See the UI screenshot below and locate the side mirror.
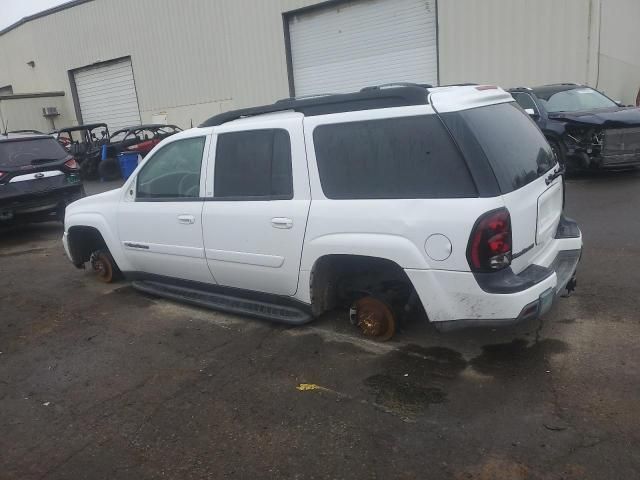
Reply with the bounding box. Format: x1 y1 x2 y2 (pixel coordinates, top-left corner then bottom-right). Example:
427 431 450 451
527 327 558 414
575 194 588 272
525 108 539 118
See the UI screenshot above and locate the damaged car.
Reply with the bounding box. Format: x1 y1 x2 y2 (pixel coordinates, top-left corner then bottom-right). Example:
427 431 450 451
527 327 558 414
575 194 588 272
509 83 640 170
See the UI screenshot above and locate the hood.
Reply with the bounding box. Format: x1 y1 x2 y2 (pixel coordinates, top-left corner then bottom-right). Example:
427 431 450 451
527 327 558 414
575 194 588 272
66 187 121 214
548 106 640 128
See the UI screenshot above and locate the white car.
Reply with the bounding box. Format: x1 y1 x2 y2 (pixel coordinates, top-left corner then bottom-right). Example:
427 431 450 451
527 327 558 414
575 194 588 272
62 84 582 337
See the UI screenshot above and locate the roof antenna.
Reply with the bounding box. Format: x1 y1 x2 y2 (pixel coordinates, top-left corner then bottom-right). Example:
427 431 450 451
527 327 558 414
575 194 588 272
190 118 193 128
2 119 8 136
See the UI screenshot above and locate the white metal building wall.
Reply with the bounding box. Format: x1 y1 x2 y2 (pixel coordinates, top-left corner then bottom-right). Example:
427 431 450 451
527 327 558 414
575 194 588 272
287 0 438 96
0 0 638 127
73 58 141 130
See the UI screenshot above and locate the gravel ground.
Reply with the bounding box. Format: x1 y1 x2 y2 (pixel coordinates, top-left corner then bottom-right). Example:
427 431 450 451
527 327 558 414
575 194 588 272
0 172 639 479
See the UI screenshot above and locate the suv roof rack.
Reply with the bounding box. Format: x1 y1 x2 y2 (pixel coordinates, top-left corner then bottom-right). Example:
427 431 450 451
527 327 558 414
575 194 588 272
436 83 479 87
200 85 430 127
508 86 533 92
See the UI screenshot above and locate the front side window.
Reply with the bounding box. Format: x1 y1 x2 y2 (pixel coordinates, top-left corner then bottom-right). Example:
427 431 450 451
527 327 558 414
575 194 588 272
538 87 617 113
313 115 477 199
511 93 538 113
136 136 205 199
214 129 293 199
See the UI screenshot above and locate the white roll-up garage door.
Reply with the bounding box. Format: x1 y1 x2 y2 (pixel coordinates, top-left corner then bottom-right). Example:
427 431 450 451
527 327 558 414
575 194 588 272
287 0 438 96
73 58 141 130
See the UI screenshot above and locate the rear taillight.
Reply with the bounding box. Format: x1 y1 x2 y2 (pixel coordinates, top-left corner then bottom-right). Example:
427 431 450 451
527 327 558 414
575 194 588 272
64 158 79 170
0 172 5 182
467 208 512 272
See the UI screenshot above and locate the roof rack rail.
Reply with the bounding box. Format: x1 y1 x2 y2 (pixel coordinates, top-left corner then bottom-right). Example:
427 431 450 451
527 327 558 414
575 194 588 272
508 86 533 91
360 82 433 91
275 92 341 103
199 86 429 127
437 83 479 87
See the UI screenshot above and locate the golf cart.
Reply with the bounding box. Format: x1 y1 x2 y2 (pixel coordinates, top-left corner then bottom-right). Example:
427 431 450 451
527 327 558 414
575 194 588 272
55 123 109 180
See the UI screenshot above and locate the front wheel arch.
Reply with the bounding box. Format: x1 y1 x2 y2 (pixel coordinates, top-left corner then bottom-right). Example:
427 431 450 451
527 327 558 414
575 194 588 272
67 226 111 266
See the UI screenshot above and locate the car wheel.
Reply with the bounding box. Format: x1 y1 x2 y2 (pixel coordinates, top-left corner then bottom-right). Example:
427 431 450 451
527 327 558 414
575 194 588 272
549 140 566 169
80 158 100 181
98 157 122 181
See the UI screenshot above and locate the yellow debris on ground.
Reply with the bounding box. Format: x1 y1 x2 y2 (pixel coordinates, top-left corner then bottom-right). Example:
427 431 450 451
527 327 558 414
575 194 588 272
296 383 325 391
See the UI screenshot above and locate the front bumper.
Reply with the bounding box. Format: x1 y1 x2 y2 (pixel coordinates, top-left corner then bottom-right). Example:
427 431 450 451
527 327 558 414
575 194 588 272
598 152 640 169
406 217 582 330
0 183 84 222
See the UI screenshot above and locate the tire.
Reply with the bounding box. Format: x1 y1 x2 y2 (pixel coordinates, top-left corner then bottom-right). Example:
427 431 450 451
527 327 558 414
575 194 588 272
549 139 566 169
98 157 122 181
80 158 100 181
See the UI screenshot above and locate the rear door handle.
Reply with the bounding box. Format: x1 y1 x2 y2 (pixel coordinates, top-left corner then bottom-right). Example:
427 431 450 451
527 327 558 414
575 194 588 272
177 214 196 225
271 217 293 229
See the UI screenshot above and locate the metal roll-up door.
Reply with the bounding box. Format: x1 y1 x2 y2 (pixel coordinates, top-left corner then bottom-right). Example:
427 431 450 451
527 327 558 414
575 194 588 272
287 0 438 96
74 58 141 130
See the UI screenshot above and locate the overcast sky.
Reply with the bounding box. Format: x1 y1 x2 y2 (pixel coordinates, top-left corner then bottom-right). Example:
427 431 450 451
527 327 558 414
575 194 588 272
1 0 70 30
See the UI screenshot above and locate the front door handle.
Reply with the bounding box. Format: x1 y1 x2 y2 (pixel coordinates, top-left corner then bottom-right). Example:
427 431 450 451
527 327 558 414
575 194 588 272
271 217 293 229
177 214 196 225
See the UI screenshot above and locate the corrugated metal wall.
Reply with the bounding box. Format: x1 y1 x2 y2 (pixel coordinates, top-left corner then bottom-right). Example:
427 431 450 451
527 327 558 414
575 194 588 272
0 0 319 128
0 0 637 130
0 95 70 132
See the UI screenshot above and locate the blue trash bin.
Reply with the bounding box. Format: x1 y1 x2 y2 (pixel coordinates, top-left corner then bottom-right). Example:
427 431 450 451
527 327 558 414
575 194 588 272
118 152 140 180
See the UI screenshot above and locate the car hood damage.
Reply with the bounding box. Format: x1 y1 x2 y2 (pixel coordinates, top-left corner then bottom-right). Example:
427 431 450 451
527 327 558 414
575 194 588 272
548 106 640 128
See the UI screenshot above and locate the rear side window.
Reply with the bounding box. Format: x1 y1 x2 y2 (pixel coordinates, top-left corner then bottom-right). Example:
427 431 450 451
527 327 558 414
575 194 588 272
443 103 555 193
214 129 293 199
0 138 68 167
313 116 477 199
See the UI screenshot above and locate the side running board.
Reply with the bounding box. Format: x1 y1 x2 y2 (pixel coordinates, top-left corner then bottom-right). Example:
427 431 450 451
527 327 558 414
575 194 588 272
132 280 312 326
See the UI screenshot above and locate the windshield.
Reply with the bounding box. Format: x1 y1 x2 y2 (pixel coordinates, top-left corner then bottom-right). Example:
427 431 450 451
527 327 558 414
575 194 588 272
0 138 69 167
441 102 556 193
539 87 617 113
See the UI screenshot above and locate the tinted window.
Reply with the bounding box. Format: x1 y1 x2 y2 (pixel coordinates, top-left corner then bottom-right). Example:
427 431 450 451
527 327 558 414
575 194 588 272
214 129 293 199
511 93 538 112
445 102 555 193
137 136 205 199
313 115 477 199
539 87 617 113
0 138 68 167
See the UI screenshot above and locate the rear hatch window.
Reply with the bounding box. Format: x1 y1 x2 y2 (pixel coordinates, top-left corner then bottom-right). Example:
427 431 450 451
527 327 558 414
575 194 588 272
0 137 68 168
441 102 556 193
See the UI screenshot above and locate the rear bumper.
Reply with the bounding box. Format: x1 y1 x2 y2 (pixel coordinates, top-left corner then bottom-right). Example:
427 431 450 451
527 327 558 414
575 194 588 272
406 218 582 330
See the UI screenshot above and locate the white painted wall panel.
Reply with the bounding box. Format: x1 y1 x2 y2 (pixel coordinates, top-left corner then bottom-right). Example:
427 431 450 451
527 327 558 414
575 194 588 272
74 58 141 130
288 0 438 95
437 0 592 88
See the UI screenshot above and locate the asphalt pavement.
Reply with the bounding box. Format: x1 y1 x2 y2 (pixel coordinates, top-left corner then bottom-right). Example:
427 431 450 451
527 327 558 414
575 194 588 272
0 172 638 479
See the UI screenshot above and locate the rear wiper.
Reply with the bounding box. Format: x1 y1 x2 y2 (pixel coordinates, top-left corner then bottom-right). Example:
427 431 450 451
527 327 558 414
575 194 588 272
545 166 565 185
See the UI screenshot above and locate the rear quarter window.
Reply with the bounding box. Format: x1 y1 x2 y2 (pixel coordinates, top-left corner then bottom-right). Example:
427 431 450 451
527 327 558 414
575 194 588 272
312 115 477 199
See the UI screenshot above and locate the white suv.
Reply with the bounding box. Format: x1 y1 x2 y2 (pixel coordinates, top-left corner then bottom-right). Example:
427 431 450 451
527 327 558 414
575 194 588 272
62 84 582 336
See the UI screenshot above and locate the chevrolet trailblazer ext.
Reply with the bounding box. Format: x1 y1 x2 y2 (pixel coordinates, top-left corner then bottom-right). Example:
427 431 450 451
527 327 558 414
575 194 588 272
62 84 582 336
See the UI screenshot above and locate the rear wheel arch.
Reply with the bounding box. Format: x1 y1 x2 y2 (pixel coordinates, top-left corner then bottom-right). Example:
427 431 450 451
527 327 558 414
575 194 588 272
308 254 421 319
